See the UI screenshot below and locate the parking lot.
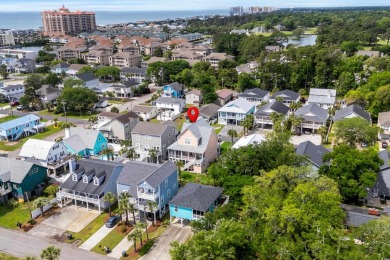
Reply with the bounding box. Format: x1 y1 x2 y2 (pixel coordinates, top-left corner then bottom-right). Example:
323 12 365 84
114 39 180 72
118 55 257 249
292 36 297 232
290 133 322 146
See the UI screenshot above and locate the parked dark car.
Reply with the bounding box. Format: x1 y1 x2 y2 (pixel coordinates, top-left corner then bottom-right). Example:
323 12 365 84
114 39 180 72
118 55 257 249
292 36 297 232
105 215 120 228
382 142 388 149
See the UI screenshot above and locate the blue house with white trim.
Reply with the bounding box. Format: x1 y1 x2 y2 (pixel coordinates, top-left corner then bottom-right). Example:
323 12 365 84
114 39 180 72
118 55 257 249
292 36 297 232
162 82 184 98
62 127 108 157
0 114 43 141
117 160 178 219
169 183 223 225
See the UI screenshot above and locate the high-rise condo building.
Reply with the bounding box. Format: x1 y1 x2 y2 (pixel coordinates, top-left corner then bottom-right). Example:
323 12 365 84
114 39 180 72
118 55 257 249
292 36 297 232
230 6 244 16
0 30 15 47
41 5 96 36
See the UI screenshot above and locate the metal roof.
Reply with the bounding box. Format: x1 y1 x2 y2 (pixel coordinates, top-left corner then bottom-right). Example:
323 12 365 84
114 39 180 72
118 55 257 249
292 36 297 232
0 114 40 131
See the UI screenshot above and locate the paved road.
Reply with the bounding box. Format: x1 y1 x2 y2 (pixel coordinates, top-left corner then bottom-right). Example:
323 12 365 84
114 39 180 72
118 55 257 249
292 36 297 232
0 227 109 260
119 91 156 112
0 109 86 125
140 223 191 260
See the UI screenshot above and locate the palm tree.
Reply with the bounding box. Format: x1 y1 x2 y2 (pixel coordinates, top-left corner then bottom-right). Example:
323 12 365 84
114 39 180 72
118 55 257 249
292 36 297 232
75 103 83 116
101 148 114 161
125 147 137 161
289 101 303 113
240 114 254 135
175 160 184 184
146 200 158 227
148 148 158 163
33 197 49 217
289 114 303 133
135 222 144 247
53 117 58 128
103 192 116 216
127 232 138 253
138 221 148 241
88 116 98 127
128 202 137 225
227 129 238 144
119 192 131 224
270 112 284 131
318 126 328 145
40 246 61 260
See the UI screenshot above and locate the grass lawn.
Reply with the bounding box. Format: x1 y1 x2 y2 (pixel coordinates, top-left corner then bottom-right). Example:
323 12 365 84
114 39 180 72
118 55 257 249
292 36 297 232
66 213 107 244
0 115 18 123
0 202 32 229
91 225 128 255
0 103 9 108
0 252 21 260
109 100 126 105
181 171 214 186
0 125 62 151
174 116 186 131
220 142 232 154
212 124 223 135
38 110 99 120
304 27 318 34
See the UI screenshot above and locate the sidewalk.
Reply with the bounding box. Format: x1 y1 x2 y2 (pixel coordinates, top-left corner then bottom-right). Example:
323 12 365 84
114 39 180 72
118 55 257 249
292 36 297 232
108 221 151 259
79 225 113 250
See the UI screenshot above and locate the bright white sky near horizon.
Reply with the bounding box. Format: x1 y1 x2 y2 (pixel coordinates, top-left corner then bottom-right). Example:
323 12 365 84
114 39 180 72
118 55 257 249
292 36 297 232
0 0 388 12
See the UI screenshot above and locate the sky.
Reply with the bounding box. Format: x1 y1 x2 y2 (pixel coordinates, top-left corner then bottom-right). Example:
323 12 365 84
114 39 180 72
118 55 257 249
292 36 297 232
0 0 389 12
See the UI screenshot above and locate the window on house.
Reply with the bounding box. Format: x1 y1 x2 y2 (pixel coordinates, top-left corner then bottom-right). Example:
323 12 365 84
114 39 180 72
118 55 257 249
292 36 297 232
175 206 178 212
161 195 164 203
173 183 177 190
33 168 38 173
72 174 77 181
136 135 139 140
165 179 168 187
94 178 99 186
167 189 170 197
185 138 190 144
168 132 171 137
15 127 18 130
83 176 88 183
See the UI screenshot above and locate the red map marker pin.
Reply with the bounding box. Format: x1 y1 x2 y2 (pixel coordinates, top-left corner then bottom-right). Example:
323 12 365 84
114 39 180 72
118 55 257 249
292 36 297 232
187 107 199 123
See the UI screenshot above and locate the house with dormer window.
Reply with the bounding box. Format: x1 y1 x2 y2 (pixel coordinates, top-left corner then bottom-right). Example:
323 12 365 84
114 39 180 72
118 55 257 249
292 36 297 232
57 159 123 212
116 160 178 219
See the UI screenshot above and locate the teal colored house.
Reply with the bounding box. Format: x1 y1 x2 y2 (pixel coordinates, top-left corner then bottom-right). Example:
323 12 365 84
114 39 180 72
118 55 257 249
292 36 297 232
0 157 48 201
169 183 223 225
162 82 184 98
62 127 108 157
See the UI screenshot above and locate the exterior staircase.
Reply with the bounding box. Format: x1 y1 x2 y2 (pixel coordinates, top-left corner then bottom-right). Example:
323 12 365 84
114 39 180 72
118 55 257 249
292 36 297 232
182 158 204 171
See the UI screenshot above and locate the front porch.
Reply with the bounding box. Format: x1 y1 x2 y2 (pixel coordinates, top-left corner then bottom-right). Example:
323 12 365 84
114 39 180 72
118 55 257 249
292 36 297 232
168 150 205 172
56 188 104 213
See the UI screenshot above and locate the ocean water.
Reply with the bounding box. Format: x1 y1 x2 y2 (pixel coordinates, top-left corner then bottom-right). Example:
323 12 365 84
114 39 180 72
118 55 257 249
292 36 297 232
0 10 228 30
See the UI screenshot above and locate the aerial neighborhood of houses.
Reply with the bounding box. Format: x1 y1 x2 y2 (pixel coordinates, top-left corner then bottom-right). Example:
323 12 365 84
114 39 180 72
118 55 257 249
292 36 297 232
2 4 390 259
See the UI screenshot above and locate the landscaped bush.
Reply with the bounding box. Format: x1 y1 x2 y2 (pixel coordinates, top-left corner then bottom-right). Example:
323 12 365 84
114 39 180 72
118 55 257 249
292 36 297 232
7 198 18 209
28 219 36 225
43 185 57 197
138 239 155 256
120 226 127 233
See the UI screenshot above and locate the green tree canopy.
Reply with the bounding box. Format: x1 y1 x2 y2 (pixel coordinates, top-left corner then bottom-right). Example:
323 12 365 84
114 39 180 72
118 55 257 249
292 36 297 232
334 117 378 147
319 145 382 203
57 87 98 113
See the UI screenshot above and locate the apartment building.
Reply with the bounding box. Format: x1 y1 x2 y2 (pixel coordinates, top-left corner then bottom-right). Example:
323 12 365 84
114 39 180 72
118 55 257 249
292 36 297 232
41 5 96 36
0 30 15 47
109 53 142 68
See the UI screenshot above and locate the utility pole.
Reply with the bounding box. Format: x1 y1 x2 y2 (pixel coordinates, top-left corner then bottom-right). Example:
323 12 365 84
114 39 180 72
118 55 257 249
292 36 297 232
24 192 32 218
62 101 67 122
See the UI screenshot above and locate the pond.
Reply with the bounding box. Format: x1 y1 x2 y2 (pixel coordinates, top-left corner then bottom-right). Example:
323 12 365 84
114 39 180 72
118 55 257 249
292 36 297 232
284 34 317 47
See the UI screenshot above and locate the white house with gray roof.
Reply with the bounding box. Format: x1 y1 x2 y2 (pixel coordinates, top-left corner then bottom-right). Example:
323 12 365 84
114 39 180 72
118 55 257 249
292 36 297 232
153 97 185 121
120 67 147 83
57 159 123 212
307 88 337 109
218 98 255 125
116 160 178 218
168 118 218 173
295 103 328 132
0 84 25 98
378 111 390 140
131 105 158 121
131 121 177 161
238 88 270 106
255 101 289 127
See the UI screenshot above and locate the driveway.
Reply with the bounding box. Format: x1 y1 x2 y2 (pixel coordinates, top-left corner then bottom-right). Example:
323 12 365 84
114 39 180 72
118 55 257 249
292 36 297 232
79 225 113 251
290 134 322 146
140 222 192 260
219 125 244 143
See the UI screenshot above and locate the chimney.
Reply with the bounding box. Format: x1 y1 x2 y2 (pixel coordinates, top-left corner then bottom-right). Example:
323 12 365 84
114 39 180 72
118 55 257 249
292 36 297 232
68 159 76 173
64 128 70 139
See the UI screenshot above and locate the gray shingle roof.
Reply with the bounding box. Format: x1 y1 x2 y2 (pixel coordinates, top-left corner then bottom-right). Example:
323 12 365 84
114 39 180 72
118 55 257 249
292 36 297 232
199 103 221 118
120 67 146 75
117 161 177 198
60 159 123 196
378 111 390 126
52 62 70 69
62 135 87 153
239 88 269 99
270 89 300 101
168 118 215 154
308 88 336 105
155 97 185 104
0 157 40 184
131 121 175 136
379 150 390 171
115 111 139 124
65 127 101 149
295 103 328 122
255 101 289 116
334 105 371 122
167 82 183 92
132 105 155 113
296 141 330 167
76 73 97 82
169 183 223 212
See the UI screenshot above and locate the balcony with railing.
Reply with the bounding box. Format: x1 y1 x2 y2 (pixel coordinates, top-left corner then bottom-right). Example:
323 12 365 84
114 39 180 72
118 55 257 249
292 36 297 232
300 121 324 129
0 184 12 196
137 187 157 201
255 116 273 125
46 154 75 169
168 150 203 161
57 189 100 204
